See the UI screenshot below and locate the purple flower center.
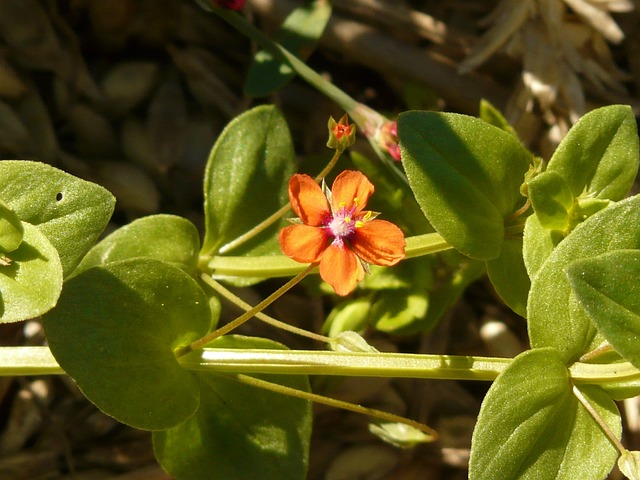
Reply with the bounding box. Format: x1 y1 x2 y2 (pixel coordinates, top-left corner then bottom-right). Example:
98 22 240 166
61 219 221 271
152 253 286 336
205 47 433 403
326 206 357 242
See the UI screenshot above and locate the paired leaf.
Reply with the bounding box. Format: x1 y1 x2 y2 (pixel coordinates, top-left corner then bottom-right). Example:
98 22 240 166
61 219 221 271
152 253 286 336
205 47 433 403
42 258 211 430
154 336 312 480
528 195 640 362
0 222 62 323
399 111 531 259
470 348 620 480
202 105 295 257
545 105 638 201
527 171 574 231
244 0 332 97
74 214 200 276
0 161 115 276
567 250 640 369
486 237 529 317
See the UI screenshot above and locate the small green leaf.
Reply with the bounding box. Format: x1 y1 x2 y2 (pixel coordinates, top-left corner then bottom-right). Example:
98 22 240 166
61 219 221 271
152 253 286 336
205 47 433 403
566 250 640 369
0 197 23 253
546 105 638 201
323 297 371 337
528 195 640 362
527 171 574 231
202 105 295 257
371 290 429 333
0 161 115 276
478 99 517 137
522 213 562 280
154 335 312 480
0 222 62 323
619 450 640 480
399 111 531 259
43 258 211 430
470 348 620 480
244 0 332 97
74 214 200 276
486 237 529 317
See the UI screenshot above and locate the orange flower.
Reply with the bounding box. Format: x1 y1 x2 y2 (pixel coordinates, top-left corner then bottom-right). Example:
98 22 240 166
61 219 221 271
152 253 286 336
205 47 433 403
279 170 406 296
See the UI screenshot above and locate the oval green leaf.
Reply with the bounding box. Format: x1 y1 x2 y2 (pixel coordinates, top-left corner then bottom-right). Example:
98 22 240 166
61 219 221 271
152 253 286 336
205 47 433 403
202 105 295 257
528 195 640 362
244 0 332 97
547 105 638 201
470 348 620 480
154 335 312 480
566 250 640 369
0 161 115 276
74 214 200 276
486 237 529 317
399 111 531 259
0 222 62 323
527 171 573 231
0 197 23 253
42 258 211 430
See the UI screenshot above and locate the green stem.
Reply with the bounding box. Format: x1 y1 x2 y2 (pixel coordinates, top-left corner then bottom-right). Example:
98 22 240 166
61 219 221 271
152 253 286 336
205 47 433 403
213 9 408 187
200 273 330 344
206 232 452 278
228 372 438 438
177 265 315 356
217 149 343 255
4 346 640 385
572 384 625 454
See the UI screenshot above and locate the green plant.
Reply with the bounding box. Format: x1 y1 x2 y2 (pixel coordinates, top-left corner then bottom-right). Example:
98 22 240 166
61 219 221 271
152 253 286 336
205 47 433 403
1 5 640 480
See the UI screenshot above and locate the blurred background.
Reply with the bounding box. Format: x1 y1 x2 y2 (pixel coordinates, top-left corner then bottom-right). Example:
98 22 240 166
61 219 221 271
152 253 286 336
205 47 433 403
0 1 638 478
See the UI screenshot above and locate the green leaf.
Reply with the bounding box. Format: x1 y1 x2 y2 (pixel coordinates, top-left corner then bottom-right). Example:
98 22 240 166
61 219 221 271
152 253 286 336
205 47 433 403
478 99 517 137
0 161 115 276
371 290 429 333
470 348 620 480
527 171 574 231
154 335 312 480
42 258 211 430
0 197 23 253
619 450 640 480
74 214 200 276
0 222 62 323
566 250 640 369
522 213 562 280
528 196 640 362
323 297 371 337
486 237 529 317
244 0 332 97
546 105 638 202
398 111 531 259
202 105 295 257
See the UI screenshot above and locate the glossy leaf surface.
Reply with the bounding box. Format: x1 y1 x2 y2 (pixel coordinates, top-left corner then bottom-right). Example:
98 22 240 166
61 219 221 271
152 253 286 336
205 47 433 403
154 336 312 480
567 250 640 369
546 105 638 201
202 105 295 257
0 161 115 276
528 195 640 362
470 348 620 480
75 214 200 276
43 258 211 430
0 222 62 323
399 111 530 259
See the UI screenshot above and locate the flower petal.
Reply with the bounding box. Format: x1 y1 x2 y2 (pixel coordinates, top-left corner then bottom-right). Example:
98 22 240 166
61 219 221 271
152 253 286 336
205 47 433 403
319 243 364 296
288 174 330 226
279 225 328 263
331 170 374 216
351 220 406 266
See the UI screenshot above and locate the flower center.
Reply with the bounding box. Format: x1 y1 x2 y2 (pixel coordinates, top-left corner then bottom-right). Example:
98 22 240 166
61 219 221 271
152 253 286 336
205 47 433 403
327 205 357 239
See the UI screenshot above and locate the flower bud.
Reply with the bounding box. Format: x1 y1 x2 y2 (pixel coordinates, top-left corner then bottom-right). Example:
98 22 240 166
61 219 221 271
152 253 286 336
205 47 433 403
327 114 356 151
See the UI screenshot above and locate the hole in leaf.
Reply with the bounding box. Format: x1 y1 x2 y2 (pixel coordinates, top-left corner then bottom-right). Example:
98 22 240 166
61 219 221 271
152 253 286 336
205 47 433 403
56 192 63 201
